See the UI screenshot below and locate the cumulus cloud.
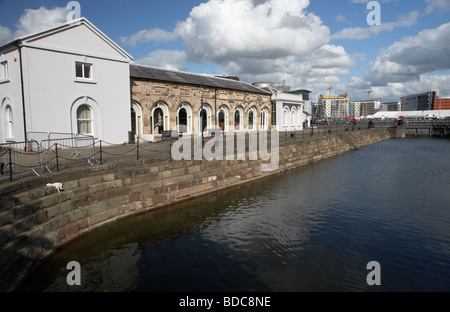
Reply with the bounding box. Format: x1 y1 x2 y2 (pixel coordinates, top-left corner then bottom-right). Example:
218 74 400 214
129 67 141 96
370 75 450 101
175 0 330 64
0 6 68 45
122 0 345 91
225 44 356 95
14 7 68 38
366 22 450 86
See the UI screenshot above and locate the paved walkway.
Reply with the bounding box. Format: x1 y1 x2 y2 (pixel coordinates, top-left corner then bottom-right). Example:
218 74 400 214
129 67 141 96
1 124 384 184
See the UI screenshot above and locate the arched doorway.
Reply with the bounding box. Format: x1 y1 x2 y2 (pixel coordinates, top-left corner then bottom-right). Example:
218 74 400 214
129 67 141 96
178 108 188 133
153 108 164 134
177 102 192 134
131 102 143 137
198 103 211 133
217 105 229 132
150 101 169 135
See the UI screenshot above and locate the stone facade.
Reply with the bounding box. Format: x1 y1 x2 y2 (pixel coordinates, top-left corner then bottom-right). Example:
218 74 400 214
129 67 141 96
130 77 272 141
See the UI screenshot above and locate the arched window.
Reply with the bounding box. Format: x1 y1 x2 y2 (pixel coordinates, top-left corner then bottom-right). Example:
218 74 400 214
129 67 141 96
248 107 256 131
291 108 297 127
5 105 13 138
77 105 93 135
234 107 243 131
261 108 268 131
283 108 289 127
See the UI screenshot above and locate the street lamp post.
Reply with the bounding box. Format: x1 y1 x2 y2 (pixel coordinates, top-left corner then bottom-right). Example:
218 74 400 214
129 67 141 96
200 87 205 147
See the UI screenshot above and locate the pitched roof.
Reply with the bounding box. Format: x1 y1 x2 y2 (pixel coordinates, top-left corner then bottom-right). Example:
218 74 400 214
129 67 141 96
130 64 271 95
0 18 133 61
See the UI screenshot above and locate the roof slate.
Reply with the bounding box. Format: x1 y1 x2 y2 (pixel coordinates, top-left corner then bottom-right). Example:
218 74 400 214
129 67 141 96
130 64 271 95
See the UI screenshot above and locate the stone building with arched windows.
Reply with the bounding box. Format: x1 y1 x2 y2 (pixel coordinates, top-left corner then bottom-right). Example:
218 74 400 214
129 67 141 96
130 64 272 141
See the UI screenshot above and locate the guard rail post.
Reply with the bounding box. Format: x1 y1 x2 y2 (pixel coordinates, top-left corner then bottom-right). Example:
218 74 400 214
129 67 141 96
55 143 60 172
8 148 12 182
137 137 140 160
99 140 103 165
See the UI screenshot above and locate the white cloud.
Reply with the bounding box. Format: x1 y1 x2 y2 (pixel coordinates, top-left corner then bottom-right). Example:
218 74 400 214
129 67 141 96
425 0 450 14
175 0 330 63
135 50 188 71
335 14 349 23
366 22 450 86
223 44 356 95
331 11 419 40
120 28 178 47
350 0 399 3
0 25 12 45
14 7 68 38
0 6 69 45
371 75 450 101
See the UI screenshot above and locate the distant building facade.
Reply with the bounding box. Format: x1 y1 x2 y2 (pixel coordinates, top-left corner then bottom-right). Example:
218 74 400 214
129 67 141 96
252 82 307 132
349 99 381 117
433 95 450 111
0 18 133 144
130 64 273 141
380 102 401 112
317 95 349 120
401 91 435 111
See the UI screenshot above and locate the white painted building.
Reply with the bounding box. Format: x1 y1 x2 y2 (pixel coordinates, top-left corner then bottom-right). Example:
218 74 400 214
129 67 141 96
0 18 133 144
253 83 306 132
272 89 306 132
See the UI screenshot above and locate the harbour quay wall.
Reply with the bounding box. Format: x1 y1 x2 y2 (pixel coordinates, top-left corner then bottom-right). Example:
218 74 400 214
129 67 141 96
0 127 394 291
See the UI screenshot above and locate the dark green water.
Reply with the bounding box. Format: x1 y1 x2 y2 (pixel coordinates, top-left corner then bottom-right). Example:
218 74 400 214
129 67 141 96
19 139 450 292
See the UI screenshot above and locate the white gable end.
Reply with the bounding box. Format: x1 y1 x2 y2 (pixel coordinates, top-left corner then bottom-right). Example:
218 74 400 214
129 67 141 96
20 19 132 62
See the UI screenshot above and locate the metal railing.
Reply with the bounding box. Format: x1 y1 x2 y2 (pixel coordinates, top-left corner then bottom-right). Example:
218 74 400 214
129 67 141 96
1 124 395 183
0 133 97 183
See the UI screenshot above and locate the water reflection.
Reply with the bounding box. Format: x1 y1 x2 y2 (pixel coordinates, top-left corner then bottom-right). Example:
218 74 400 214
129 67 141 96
20 139 450 292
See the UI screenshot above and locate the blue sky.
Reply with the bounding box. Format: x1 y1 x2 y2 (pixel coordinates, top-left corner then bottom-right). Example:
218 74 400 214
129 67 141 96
1 0 450 102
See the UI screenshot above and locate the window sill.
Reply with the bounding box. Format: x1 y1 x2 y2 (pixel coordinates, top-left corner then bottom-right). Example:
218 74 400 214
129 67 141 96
0 78 10 84
74 79 97 84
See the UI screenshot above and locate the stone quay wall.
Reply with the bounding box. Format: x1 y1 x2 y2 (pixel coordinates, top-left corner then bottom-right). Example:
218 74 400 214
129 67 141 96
0 128 394 291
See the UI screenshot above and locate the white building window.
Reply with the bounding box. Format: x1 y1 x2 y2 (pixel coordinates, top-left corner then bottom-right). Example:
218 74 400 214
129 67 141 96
5 105 13 138
0 61 8 80
234 107 243 131
248 108 256 131
76 62 92 80
77 105 93 135
291 108 296 126
283 108 289 127
261 108 268 131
